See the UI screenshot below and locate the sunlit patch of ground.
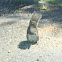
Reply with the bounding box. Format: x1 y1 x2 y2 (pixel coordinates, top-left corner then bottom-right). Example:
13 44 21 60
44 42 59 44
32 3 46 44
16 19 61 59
38 24 62 47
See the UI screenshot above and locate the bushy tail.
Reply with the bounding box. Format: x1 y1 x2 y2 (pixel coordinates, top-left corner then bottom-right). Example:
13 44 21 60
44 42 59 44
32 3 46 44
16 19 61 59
31 11 42 23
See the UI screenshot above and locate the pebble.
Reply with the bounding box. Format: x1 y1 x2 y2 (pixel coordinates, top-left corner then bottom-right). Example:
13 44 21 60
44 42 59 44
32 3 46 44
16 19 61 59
36 59 39 61
8 50 11 53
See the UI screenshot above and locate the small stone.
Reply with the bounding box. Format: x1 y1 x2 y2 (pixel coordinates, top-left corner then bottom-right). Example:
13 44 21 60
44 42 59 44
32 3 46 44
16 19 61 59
8 50 11 53
36 59 39 61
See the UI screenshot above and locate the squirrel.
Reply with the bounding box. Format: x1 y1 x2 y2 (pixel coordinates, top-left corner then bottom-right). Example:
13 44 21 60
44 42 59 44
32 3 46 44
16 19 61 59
27 11 42 43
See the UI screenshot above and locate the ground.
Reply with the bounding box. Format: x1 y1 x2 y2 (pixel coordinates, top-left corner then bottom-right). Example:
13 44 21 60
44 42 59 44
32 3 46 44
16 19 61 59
0 4 62 62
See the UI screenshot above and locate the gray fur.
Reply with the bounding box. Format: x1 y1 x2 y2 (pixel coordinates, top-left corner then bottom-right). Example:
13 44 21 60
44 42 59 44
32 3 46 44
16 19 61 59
27 11 42 43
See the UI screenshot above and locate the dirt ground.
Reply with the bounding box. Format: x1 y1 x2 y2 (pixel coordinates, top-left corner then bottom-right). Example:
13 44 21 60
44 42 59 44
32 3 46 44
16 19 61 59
0 4 62 62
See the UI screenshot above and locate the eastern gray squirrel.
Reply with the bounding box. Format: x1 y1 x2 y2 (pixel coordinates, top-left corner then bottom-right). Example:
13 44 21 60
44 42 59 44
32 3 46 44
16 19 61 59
27 11 42 43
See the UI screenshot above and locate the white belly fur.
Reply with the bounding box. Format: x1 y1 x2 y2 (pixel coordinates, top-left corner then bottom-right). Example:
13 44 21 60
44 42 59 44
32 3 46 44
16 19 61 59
27 34 39 42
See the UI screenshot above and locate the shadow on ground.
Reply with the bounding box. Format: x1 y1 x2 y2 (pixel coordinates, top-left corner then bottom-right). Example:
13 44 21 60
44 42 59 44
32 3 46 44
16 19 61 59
0 21 17 27
19 4 62 27
18 41 37 50
0 1 34 16
37 5 62 28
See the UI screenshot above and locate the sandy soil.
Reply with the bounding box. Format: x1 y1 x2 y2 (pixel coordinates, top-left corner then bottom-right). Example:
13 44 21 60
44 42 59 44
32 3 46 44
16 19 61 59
0 4 62 62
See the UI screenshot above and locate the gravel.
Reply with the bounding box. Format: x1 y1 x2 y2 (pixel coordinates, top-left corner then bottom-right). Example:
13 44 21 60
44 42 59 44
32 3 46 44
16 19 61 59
0 5 62 62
